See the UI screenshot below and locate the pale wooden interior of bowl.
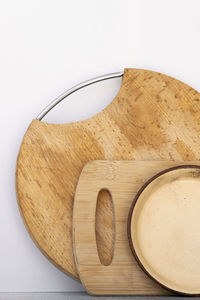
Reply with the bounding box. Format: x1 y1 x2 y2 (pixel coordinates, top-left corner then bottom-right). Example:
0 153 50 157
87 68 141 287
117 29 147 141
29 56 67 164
131 167 200 294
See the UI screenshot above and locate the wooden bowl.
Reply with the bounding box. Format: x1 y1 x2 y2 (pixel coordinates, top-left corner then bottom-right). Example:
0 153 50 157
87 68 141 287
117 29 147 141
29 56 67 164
128 165 200 295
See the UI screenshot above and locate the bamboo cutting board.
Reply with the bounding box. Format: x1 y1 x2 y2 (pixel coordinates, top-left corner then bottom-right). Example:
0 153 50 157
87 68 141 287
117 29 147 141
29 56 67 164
73 160 200 295
16 68 200 279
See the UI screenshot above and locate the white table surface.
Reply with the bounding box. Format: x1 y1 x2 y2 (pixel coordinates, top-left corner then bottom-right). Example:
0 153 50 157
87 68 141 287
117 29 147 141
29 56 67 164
0 0 200 293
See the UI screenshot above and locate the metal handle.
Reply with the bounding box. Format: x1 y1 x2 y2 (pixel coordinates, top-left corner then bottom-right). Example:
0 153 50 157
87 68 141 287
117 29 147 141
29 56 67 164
36 71 124 120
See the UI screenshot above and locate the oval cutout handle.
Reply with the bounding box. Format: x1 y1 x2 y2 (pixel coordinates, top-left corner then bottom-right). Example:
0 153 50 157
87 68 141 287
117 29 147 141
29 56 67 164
95 189 115 266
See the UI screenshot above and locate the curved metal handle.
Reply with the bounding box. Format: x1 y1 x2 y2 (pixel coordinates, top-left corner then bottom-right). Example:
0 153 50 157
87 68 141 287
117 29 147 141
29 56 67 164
36 71 124 120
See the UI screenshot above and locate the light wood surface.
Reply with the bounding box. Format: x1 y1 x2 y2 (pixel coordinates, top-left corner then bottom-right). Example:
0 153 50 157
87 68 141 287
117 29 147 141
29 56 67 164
16 68 200 279
130 165 200 295
73 160 200 295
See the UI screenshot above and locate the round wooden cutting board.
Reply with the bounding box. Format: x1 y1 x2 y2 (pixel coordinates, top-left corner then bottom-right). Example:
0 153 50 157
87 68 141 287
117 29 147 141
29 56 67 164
16 68 200 279
128 165 200 295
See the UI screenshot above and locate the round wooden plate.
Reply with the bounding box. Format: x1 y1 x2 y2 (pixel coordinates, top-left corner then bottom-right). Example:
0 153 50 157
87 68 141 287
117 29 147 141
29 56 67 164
16 68 200 279
128 165 200 295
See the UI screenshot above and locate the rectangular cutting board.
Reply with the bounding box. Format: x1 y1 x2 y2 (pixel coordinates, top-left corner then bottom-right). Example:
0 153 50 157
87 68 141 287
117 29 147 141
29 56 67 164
73 160 200 295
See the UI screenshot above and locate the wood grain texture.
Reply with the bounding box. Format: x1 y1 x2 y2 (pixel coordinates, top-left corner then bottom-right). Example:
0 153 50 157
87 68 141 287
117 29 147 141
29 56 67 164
73 160 200 295
16 68 200 279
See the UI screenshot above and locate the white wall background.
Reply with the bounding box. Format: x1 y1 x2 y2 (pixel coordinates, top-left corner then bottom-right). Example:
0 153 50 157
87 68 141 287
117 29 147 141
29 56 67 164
0 0 200 292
